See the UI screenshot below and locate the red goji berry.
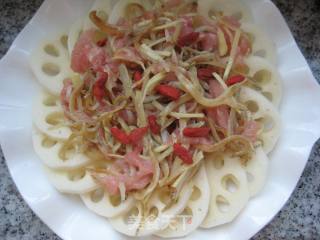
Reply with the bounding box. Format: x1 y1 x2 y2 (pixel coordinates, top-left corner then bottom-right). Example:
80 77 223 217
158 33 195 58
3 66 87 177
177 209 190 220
133 70 143 81
197 67 215 80
177 32 200 47
197 66 224 80
183 127 211 137
96 38 108 47
173 143 193 164
156 85 181 100
226 75 245 86
129 127 148 144
110 127 131 144
148 115 161 134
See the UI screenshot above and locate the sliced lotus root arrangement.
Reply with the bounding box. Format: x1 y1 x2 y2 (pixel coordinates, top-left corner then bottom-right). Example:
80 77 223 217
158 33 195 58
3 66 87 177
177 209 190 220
44 167 99 194
32 128 91 170
155 164 210 238
198 0 253 23
244 56 282 107
242 146 269 197
29 0 283 237
239 87 281 154
30 34 72 95
108 202 143 236
201 154 250 228
32 91 72 140
109 180 193 236
108 0 152 25
81 188 136 218
83 0 114 30
242 23 277 65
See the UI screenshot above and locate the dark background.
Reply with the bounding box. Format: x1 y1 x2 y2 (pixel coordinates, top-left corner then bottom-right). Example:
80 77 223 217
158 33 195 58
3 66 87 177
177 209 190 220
0 0 319 239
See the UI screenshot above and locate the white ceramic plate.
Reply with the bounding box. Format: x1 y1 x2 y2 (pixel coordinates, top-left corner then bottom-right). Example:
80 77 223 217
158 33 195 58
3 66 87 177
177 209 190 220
0 0 320 239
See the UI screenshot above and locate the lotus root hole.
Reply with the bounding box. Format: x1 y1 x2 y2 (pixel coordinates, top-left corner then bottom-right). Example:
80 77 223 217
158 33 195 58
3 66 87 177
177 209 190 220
42 63 60 76
253 69 271 85
257 115 275 132
221 174 239 193
110 194 121 207
123 207 140 224
231 11 243 20
90 188 104 203
45 112 64 126
245 100 259 113
262 91 273 101
216 195 230 213
159 186 172 205
60 145 76 161
257 138 264 147
235 64 249 75
254 49 267 58
68 170 85 181
148 206 159 221
41 136 57 148
190 186 201 201
213 153 224 169
181 206 193 217
43 95 57 107
44 44 59 57
60 35 68 49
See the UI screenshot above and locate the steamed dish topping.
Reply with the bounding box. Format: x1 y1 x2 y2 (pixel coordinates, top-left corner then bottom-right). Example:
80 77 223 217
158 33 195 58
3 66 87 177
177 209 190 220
30 0 281 237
